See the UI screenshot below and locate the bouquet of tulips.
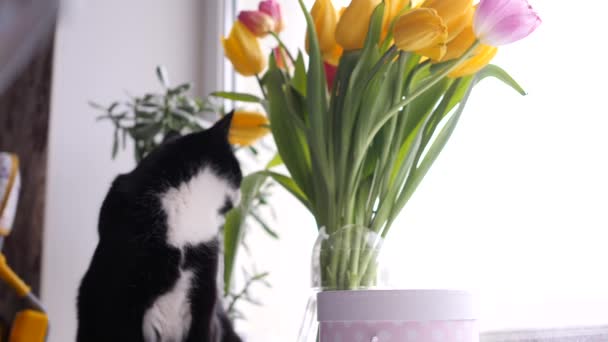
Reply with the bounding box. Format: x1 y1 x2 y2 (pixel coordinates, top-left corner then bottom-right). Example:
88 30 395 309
219 0 541 291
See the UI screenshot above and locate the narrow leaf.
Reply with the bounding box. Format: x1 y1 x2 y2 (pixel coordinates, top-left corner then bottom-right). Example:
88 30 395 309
89 101 106 110
265 153 283 169
264 171 312 212
156 66 169 87
111 130 119 159
477 64 526 95
223 208 243 294
291 52 307 96
393 77 477 219
224 172 269 294
210 91 264 103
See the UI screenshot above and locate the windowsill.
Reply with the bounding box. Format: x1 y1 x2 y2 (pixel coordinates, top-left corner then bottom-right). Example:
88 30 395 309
481 325 608 341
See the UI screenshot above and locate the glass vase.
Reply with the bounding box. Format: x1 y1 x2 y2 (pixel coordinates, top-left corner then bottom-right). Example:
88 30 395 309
297 225 386 342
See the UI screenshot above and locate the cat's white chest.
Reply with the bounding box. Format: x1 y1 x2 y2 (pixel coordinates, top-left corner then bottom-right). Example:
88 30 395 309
160 167 237 248
142 270 194 342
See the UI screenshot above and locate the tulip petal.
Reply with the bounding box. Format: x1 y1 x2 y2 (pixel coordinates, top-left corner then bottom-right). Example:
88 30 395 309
222 22 266 76
310 0 340 57
446 5 474 41
474 0 541 46
449 44 498 77
238 10 275 37
394 8 448 59
323 62 337 90
335 0 382 50
259 0 285 32
443 25 476 61
480 13 541 45
229 111 270 146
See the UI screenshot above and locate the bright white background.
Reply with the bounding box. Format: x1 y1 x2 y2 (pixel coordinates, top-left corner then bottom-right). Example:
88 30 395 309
40 0 608 341
233 0 608 341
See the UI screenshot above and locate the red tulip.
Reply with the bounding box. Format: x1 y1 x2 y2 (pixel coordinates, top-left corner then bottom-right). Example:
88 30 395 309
324 62 337 91
238 10 275 37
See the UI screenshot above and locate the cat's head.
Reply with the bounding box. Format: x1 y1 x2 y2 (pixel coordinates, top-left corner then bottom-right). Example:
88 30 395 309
116 113 242 247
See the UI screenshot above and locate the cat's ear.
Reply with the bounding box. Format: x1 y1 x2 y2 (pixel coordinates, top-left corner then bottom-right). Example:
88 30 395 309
207 111 234 141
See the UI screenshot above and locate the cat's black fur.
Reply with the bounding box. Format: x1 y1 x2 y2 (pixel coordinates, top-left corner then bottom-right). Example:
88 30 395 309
77 114 243 342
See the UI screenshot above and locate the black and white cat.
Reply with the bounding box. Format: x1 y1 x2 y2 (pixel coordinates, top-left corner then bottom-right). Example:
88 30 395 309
77 113 243 342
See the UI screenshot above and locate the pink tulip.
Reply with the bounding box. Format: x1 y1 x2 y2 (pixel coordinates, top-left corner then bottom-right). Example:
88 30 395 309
238 10 275 37
259 0 284 33
473 0 541 46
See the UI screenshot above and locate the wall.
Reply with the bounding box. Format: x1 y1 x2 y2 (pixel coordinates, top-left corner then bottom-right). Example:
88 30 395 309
41 1 214 341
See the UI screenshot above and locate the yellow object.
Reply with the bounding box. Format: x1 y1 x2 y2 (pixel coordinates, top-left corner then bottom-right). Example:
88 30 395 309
9 310 48 342
222 22 266 76
449 43 498 78
0 154 19 237
309 0 343 65
444 5 474 42
229 111 271 146
420 0 473 41
442 25 476 61
382 0 410 39
0 254 31 298
335 0 381 51
393 8 448 61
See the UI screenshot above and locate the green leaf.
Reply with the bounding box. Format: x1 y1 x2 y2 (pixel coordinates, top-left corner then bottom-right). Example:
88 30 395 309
406 77 452 138
477 64 527 95
291 52 307 96
156 66 169 87
298 0 329 188
223 208 243 295
210 91 264 103
129 122 162 140
224 172 269 294
168 83 191 96
265 64 313 200
264 171 312 212
112 130 119 159
265 153 283 169
108 102 119 113
421 76 473 146
121 129 127 149
392 76 477 221
251 212 279 239
89 101 106 110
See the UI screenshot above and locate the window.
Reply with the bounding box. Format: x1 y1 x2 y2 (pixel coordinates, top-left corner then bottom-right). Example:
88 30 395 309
227 1 608 341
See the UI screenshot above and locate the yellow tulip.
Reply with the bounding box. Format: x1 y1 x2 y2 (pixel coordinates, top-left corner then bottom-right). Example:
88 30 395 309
429 5 476 62
393 8 448 60
420 0 473 41
335 0 381 51
449 44 497 78
228 111 271 146
309 0 343 65
382 0 410 39
222 22 266 76
443 25 476 61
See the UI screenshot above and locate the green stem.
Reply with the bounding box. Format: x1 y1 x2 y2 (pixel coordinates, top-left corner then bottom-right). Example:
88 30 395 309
269 31 296 66
366 41 481 149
